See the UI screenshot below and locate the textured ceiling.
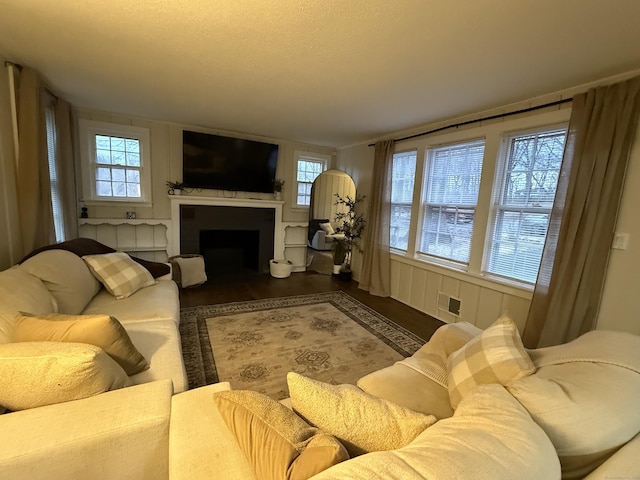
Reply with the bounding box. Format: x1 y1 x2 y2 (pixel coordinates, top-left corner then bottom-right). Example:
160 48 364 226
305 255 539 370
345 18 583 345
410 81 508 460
1 0 639 147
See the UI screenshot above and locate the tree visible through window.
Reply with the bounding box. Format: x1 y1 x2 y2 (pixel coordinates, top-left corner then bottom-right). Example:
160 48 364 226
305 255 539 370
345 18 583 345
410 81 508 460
95 135 141 198
419 140 485 264
487 128 566 283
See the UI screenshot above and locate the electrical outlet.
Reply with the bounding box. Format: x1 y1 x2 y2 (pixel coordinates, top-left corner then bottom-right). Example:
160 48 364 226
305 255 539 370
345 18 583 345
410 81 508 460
612 233 630 250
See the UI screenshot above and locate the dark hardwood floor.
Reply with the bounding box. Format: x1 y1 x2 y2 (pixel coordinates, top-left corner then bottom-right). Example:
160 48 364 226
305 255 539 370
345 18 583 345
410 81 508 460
179 270 444 341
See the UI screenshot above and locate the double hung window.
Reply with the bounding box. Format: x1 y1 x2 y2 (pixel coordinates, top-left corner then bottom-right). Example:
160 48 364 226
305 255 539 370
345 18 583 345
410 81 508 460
294 152 328 207
390 151 417 250
486 128 566 283
418 140 485 264
79 120 152 204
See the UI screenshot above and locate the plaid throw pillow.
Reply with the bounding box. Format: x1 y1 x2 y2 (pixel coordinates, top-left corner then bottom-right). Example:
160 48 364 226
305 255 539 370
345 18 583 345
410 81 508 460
447 315 535 409
83 252 156 300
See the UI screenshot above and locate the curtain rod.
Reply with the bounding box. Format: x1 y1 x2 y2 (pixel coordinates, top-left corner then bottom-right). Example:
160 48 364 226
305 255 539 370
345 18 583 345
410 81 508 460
369 97 573 146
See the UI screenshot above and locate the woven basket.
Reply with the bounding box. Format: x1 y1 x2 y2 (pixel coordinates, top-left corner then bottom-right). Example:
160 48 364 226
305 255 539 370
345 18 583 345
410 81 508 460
168 254 204 287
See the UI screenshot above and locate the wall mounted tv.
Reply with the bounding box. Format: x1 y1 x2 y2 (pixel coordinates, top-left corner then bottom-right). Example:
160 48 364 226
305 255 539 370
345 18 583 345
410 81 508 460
182 130 279 194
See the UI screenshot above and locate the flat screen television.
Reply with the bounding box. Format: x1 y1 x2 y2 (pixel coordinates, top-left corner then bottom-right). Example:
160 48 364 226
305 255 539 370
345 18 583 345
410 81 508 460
182 130 278 193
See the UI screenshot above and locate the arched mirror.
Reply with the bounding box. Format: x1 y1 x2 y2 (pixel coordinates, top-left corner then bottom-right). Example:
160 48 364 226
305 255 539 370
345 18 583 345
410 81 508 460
307 169 356 253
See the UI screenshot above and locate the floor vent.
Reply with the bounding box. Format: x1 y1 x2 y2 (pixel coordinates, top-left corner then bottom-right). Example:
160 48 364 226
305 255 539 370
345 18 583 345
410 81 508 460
437 292 461 316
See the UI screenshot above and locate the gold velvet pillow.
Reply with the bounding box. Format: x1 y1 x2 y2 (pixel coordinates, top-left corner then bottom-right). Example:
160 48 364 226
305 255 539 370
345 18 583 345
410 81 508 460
14 312 149 375
447 315 535 408
214 390 349 480
287 372 437 457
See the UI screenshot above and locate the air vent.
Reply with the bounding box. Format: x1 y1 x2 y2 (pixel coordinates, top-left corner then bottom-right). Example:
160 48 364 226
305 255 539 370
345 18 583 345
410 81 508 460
437 292 461 317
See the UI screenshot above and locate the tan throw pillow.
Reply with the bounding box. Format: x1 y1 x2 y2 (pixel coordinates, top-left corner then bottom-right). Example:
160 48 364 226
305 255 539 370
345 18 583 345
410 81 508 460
83 252 156 299
214 390 348 480
13 312 149 375
174 256 207 288
0 341 130 411
447 315 535 408
287 372 437 457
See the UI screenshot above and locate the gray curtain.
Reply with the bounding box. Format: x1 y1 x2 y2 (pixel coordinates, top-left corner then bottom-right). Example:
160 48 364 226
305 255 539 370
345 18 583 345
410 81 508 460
55 99 78 240
14 67 77 256
16 67 55 256
359 140 394 297
523 76 640 348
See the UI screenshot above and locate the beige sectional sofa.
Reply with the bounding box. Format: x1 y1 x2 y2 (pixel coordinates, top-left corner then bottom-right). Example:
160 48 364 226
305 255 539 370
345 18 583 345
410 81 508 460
1 245 639 480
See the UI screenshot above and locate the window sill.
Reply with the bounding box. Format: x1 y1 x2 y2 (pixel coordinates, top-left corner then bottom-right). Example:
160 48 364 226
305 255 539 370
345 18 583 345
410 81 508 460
81 199 153 208
390 252 534 299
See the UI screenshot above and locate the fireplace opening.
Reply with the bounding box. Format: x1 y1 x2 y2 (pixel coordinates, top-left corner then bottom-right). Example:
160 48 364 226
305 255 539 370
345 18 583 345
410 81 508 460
200 229 260 277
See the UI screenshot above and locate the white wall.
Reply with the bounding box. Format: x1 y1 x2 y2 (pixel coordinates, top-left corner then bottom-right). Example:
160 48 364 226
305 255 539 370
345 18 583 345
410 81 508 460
74 109 335 225
597 120 640 335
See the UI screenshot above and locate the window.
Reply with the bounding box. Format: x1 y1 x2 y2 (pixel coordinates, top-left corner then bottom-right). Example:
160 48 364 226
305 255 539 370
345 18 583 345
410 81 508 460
486 127 566 283
45 106 64 242
79 120 152 204
294 152 328 207
418 140 485 264
390 151 417 250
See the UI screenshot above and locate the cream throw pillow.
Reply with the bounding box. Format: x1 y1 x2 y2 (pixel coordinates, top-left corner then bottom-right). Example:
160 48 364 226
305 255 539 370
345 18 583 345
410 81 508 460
13 312 149 375
214 390 348 480
0 341 130 411
287 372 437 457
83 252 156 300
447 315 535 408
319 222 335 235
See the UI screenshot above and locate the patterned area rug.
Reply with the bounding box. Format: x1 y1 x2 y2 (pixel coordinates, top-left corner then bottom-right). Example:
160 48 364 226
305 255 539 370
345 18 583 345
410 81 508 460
179 291 424 399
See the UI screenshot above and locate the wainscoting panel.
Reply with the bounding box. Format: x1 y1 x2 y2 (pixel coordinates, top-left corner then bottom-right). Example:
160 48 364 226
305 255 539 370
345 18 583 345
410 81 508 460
390 257 533 331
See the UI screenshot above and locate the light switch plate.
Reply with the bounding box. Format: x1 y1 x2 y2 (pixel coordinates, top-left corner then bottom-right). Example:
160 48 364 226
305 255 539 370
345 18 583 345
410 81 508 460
612 233 630 250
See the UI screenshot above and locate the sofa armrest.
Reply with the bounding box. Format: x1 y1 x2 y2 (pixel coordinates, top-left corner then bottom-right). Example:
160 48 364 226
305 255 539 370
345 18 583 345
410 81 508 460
583 431 640 479
0 380 173 480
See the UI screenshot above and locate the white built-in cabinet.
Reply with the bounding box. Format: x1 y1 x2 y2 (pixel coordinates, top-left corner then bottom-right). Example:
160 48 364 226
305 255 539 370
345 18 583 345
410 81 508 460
283 223 308 272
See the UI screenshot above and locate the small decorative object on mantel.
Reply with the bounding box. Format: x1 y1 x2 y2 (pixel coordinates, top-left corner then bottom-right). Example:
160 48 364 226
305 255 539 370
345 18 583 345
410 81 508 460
273 178 284 201
80 207 88 218
166 180 186 195
126 211 136 219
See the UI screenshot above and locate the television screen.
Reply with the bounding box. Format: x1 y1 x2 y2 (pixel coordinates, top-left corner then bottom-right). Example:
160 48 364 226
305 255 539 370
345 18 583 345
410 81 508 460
183 130 278 193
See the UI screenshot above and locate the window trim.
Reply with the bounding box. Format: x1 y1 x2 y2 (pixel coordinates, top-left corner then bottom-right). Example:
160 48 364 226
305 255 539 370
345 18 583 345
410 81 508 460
292 151 329 209
390 149 418 251
390 109 571 292
79 119 152 206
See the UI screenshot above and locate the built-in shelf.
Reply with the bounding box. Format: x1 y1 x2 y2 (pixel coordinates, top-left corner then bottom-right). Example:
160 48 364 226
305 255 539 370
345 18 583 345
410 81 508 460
284 222 308 272
78 218 171 262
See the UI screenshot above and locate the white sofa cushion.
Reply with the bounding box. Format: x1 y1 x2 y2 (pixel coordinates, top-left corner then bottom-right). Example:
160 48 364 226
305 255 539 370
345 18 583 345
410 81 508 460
0 267 57 344
82 279 180 325
0 341 131 411
19 249 100 314
508 329 640 479
124 319 188 393
170 382 259 480
310 384 561 480
0 380 172 480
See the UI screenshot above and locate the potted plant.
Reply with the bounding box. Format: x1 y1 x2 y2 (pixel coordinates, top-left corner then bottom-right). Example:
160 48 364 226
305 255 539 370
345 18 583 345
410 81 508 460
331 238 347 275
273 179 285 200
334 193 367 279
166 180 186 195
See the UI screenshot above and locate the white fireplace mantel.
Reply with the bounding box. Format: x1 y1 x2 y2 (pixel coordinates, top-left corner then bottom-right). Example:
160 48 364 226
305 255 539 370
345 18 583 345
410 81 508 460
168 195 285 259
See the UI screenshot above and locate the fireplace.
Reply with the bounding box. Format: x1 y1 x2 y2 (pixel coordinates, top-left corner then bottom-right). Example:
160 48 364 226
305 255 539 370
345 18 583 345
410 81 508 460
199 229 260 276
178 203 276 275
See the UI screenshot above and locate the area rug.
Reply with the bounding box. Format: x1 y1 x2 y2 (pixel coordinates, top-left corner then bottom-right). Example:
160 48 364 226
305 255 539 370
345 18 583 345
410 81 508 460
179 291 424 399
